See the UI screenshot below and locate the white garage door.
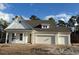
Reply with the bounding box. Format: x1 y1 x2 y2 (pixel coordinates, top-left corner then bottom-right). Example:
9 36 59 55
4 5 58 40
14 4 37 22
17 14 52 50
36 35 55 44
58 36 68 45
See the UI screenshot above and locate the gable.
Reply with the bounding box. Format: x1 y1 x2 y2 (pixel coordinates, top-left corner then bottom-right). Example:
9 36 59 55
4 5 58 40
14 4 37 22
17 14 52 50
5 16 32 30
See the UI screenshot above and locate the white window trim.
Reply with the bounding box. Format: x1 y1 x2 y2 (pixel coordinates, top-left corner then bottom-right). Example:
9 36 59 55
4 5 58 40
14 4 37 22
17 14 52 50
41 24 50 29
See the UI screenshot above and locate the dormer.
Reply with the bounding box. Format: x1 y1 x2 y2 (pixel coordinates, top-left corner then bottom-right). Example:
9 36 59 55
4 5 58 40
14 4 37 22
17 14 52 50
41 24 50 29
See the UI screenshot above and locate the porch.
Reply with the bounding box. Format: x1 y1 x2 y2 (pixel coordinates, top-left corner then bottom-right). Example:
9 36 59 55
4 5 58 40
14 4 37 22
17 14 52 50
5 31 32 44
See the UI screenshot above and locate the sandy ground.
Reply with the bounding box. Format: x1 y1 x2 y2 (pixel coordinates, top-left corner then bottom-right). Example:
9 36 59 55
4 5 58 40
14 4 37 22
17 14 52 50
0 44 78 55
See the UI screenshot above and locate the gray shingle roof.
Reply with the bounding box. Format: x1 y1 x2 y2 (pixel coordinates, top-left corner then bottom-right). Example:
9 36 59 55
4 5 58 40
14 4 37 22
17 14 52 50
26 20 71 32
5 16 71 32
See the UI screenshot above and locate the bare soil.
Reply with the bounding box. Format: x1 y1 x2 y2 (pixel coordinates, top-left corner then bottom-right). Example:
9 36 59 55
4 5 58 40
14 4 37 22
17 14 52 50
0 44 78 55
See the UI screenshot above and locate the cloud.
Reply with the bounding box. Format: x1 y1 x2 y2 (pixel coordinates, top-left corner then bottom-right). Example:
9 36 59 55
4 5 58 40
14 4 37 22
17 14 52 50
60 18 65 21
0 3 7 10
22 16 29 20
0 11 14 22
55 13 71 22
0 11 30 23
44 15 55 20
44 13 71 22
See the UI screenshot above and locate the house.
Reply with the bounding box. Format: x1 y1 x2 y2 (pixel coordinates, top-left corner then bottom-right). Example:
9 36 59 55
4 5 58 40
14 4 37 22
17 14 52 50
5 16 71 45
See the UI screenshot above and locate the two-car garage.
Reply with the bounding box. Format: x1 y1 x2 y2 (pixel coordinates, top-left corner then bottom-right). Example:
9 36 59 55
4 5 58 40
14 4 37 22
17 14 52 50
34 33 71 45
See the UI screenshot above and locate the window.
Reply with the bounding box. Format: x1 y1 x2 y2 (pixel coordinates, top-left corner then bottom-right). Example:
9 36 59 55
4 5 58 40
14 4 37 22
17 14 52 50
12 33 16 41
42 24 50 29
42 25 48 28
20 33 23 41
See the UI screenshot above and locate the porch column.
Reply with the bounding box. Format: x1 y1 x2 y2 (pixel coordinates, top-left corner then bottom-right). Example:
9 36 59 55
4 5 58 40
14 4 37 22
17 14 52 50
5 32 8 44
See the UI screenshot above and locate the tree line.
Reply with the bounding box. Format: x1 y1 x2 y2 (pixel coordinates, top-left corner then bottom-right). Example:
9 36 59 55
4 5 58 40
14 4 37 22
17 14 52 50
29 15 79 32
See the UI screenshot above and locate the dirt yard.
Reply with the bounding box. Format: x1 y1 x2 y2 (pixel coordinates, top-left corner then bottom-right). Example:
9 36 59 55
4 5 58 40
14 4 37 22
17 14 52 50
0 44 79 55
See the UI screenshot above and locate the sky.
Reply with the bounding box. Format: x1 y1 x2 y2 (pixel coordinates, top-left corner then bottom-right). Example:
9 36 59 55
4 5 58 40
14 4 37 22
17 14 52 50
0 3 79 22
